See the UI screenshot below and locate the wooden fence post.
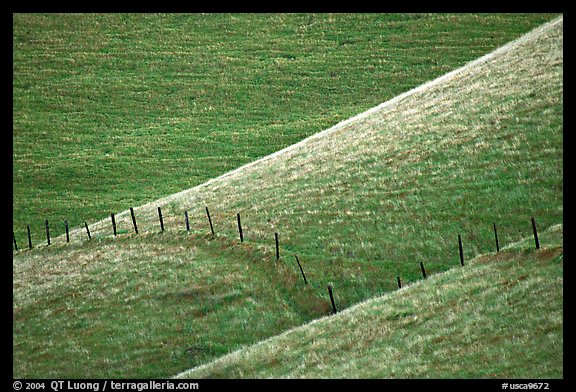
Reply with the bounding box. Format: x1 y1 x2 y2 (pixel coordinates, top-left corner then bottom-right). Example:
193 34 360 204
531 217 540 250
294 255 308 284
328 285 337 314
85 222 91 240
65 220 70 243
27 225 32 249
111 213 117 237
205 207 215 236
493 223 500 252
458 234 464 266
45 219 50 245
130 207 138 234
158 207 164 232
420 261 427 279
397 276 402 289
184 211 190 232
237 213 243 242
13 232 17 251
275 232 280 260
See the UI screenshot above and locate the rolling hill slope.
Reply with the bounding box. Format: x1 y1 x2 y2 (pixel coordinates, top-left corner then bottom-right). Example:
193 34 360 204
13 16 563 379
65 14 562 309
175 224 563 378
13 13 557 243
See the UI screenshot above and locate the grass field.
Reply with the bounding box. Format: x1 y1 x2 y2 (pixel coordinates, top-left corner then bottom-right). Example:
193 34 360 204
176 224 563 378
13 13 557 243
13 14 562 379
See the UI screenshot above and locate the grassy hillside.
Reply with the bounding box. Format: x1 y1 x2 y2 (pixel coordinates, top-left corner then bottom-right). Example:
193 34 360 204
67 15 562 309
176 224 563 378
13 13 557 243
13 232 327 378
13 16 563 379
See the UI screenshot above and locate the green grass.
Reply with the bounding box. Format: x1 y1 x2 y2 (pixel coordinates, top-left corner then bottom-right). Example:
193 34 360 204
176 224 563 378
13 15 563 378
13 233 327 378
76 14 561 311
13 13 557 244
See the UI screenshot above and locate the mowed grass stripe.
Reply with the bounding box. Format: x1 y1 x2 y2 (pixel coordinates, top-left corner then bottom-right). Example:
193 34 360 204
13 13 557 243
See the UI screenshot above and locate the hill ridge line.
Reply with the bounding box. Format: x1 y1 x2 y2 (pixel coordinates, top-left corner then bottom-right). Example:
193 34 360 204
63 16 562 241
172 223 563 378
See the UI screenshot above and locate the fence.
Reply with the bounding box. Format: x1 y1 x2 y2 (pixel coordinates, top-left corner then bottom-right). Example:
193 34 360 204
13 202 544 315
